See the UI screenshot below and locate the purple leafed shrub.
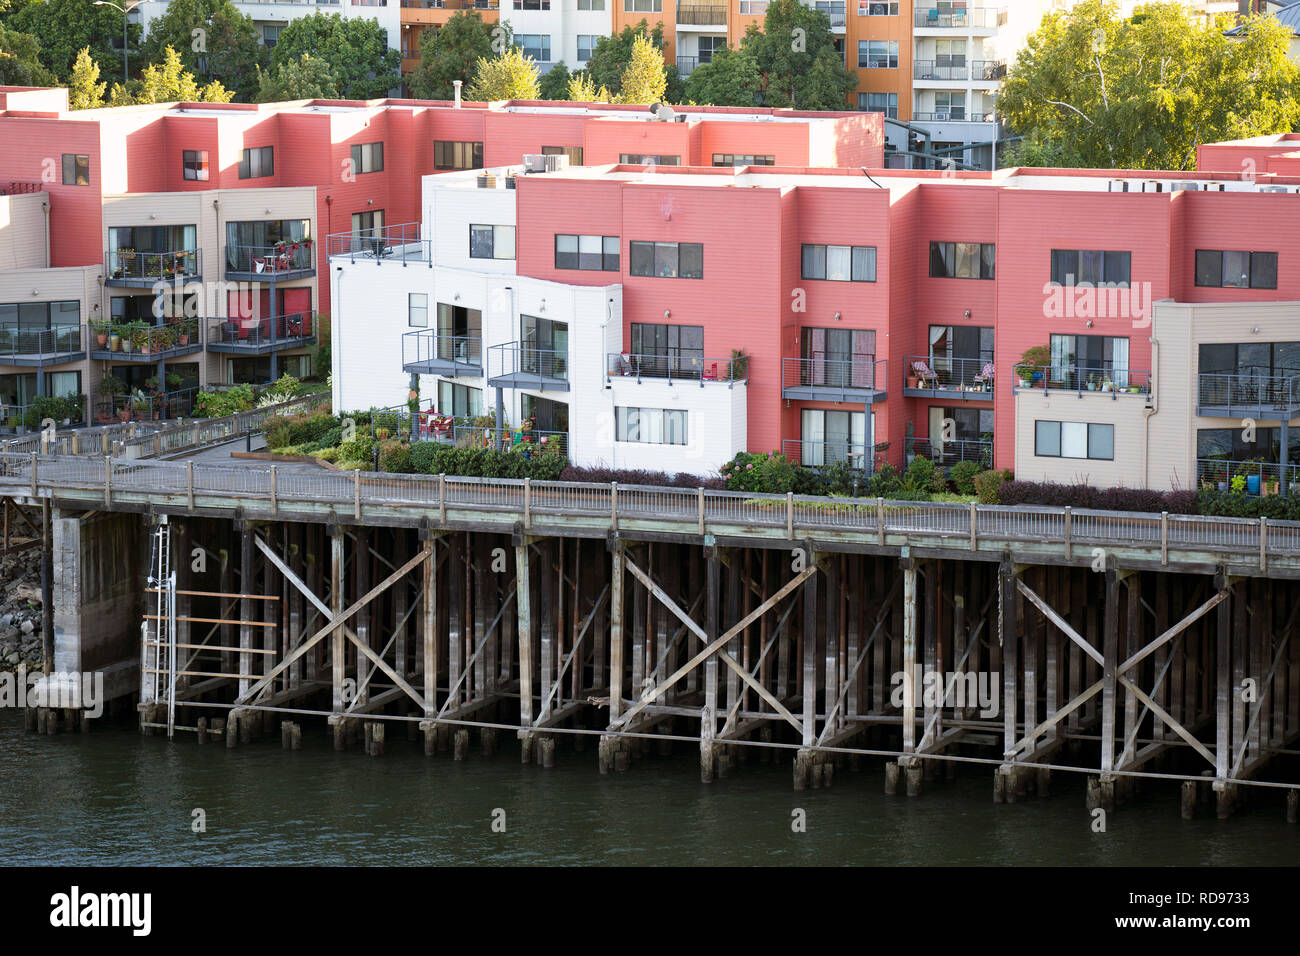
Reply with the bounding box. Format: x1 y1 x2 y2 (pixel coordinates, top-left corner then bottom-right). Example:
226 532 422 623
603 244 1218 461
559 465 726 490
997 480 1197 515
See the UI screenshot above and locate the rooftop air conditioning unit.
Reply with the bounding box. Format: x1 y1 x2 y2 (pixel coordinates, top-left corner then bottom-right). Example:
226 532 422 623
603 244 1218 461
543 154 570 171
1107 179 1129 192
1203 183 1226 192
933 111 949 121
1169 181 1200 192
522 153 547 173
1143 180 1164 193
1259 184 1290 193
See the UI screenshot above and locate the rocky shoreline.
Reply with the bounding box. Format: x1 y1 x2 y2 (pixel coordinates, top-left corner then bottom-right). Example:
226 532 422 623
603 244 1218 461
0 549 44 671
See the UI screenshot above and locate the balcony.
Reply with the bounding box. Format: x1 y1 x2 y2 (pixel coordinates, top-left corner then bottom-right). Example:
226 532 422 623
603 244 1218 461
914 6 1007 29
971 60 1007 80
913 60 968 81
1197 459 1296 497
326 223 431 265
902 356 993 400
104 249 202 288
207 312 317 356
906 437 992 469
0 326 87 367
606 352 746 387
781 357 886 404
403 330 482 378
1197 371 1300 421
225 240 316 282
1013 365 1151 397
451 424 568 458
0 182 42 195
677 4 727 25
782 439 870 470
486 342 568 392
911 110 997 123
93 387 199 425
677 56 700 75
89 320 203 363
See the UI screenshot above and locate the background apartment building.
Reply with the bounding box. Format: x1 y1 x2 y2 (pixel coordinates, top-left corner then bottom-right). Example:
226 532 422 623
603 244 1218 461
134 0 403 57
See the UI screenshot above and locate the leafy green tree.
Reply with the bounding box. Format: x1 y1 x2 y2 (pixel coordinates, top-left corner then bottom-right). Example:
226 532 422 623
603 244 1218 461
468 46 540 101
538 61 570 100
270 12 399 100
584 21 666 98
617 34 667 105
738 0 856 109
408 12 505 100
68 47 107 110
0 22 56 86
683 46 761 107
109 45 233 104
139 0 265 101
8 0 140 82
255 53 340 102
999 0 1300 170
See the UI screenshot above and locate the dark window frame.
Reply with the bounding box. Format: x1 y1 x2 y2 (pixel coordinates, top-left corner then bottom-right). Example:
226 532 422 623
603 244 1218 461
801 243 877 282
554 234 619 271
1195 249 1278 289
238 146 274 180
434 140 484 171
929 241 995 280
182 149 209 182
350 141 384 175
1034 420 1115 461
629 241 703 279
61 154 90 186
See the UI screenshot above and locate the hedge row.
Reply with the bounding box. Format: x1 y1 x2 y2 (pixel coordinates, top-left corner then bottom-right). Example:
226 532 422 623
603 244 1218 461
558 465 726 489
997 480 1198 515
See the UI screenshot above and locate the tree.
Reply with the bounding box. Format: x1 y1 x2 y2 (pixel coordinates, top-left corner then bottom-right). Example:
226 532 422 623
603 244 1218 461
139 0 265 101
0 22 56 86
255 53 340 103
408 12 505 100
738 0 856 109
538 61 571 101
468 46 540 101
110 45 234 104
584 22 666 98
567 71 610 103
68 47 106 110
999 0 1300 170
684 46 761 107
9 0 140 82
270 12 399 100
617 34 667 105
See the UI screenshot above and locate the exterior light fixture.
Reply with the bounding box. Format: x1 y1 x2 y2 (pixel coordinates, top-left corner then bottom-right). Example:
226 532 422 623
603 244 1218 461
964 309 971 318
664 309 671 318
1085 320 1093 328
834 312 841 321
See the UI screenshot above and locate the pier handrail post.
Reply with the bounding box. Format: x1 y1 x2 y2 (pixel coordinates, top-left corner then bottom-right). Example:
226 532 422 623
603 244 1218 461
104 456 111 507
786 492 793 539
439 473 446 526
970 500 977 551
877 497 885 547
1260 516 1267 572
698 487 705 535
29 451 37 498
611 482 619 531
187 461 195 512
353 469 361 521
1160 511 1168 566
271 465 279 516
1064 506 1072 561
524 477 532 530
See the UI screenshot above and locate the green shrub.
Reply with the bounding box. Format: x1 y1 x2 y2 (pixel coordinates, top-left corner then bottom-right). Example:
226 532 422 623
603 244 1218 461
377 439 413 474
338 431 375 466
195 383 257 419
405 441 569 480
902 456 948 495
974 468 1013 504
950 460 982 497
720 451 799 494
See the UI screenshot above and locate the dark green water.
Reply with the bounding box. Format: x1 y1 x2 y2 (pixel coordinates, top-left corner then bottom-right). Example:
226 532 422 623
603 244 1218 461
1 711 1296 866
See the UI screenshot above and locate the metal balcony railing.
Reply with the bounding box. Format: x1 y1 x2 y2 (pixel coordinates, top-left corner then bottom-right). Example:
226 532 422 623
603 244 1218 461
93 387 200 425
677 4 727 24
912 110 969 122
208 312 316 351
0 399 87 434
971 60 1007 80
781 357 886 402
915 6 1006 28
906 437 993 468
606 352 746 386
452 425 568 458
0 325 86 361
326 222 431 264
225 241 315 278
487 342 569 391
677 56 700 75
0 182 42 195
105 248 202 286
1013 365 1151 396
402 331 482 376
782 439 870 470
1197 371 1300 419
913 60 968 80
903 355 994 396
1197 459 1297 496
89 319 202 359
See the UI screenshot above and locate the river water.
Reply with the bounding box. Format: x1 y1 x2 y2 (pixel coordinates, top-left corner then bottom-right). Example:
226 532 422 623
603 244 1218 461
1 711 1296 866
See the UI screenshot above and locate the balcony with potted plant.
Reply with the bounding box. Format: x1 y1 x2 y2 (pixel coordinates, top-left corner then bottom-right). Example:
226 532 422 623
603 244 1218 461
902 354 994 400
104 246 203 288
90 318 202 362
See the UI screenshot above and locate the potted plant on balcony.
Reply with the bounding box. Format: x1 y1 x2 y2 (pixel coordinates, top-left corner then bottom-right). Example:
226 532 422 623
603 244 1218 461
911 360 936 390
133 326 152 355
729 348 749 381
1014 345 1050 388
113 248 135 278
92 322 110 348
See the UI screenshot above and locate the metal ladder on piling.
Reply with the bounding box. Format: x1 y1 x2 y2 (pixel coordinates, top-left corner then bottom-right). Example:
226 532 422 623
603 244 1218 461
143 517 178 737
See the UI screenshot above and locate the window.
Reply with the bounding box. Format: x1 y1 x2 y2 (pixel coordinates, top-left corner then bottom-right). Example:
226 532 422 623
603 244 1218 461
800 328 876 388
351 210 385 251
859 40 898 68
1050 250 1131 287
438 380 482 418
624 0 661 9
238 146 273 179
577 0 605 9
470 224 516 260
858 92 898 118
1198 341 1300 377
543 145 584 166
262 24 282 48
516 34 551 62
434 140 484 171
350 141 384 174
1034 421 1115 460
713 154 775 166
522 394 569 434
434 303 482 362
514 0 549 7
616 407 688 445
935 38 966 68
619 154 681 166
629 241 703 279
1194 250 1277 289
800 409 868 467
61 154 90 186
555 234 619 271
698 35 725 64
929 242 995 280
577 35 597 61
932 91 966 119
629 323 704 376
926 325 994 387
522 315 568 379
1198 426 1300 462
182 150 209 182
801 244 876 282
409 293 428 328
225 219 310 272
1049 334 1130 387
860 1 899 13
739 0 768 10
